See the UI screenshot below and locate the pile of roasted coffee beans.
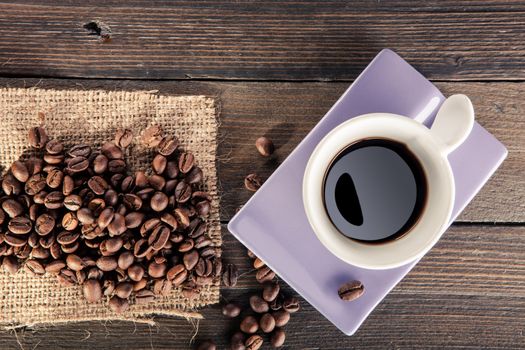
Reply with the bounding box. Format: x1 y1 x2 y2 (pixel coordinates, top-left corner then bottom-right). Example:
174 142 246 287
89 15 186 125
0 125 218 312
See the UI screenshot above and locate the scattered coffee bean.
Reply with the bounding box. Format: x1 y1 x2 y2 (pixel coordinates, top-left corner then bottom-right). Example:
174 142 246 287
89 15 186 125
196 340 216 350
222 263 239 287
109 296 129 314
262 282 280 302
256 266 275 283
28 127 48 148
260 313 276 333
338 280 365 302
283 297 300 313
244 174 262 192
222 303 241 318
255 136 275 157
270 328 286 348
240 315 259 334
250 295 269 313
230 332 245 350
245 335 263 350
83 279 102 303
114 128 133 148
272 310 290 327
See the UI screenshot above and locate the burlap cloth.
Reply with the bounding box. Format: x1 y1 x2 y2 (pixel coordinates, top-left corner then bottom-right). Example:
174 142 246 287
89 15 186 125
0 88 221 327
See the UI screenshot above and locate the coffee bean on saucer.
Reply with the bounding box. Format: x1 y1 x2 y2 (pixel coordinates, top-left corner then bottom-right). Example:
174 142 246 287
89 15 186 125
270 328 286 348
245 335 263 350
244 174 262 192
255 136 274 157
222 263 238 287
222 303 241 318
338 280 365 301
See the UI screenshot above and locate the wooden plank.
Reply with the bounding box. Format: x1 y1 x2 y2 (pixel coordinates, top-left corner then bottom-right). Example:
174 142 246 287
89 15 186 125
0 225 523 349
0 78 521 222
1 2 525 80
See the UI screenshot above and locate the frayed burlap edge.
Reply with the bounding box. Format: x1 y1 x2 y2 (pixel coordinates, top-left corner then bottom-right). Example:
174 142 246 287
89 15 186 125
0 88 221 327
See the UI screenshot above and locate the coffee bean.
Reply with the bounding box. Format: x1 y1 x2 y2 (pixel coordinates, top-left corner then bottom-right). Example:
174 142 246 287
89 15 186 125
114 282 133 299
114 128 133 148
255 136 275 157
256 266 275 283
45 260 66 274
148 261 167 278
117 251 134 270
63 194 82 211
61 241 80 254
83 279 102 303
101 237 123 255
45 169 63 189
28 127 48 148
3 173 22 195
195 200 211 217
186 167 203 184
174 181 191 203
119 175 134 192
43 153 65 165
135 289 155 304
149 225 170 251
133 278 148 292
240 315 259 334
25 157 44 176
45 139 64 154
3 256 19 274
167 264 188 286
96 256 118 271
108 213 126 236
101 141 124 160
158 136 179 156
244 174 262 192
93 154 108 174
108 159 126 173
260 313 276 333
196 340 216 350
38 234 55 249
200 246 216 259
57 268 77 286
24 173 46 195
8 216 32 234
152 154 167 174
253 257 265 269
128 264 144 282
245 335 263 350
25 259 45 275
2 199 24 218
183 250 199 270
50 242 62 260
178 152 194 174
11 161 29 183
222 303 241 318
96 207 114 229
141 125 164 147
62 212 79 231
153 278 172 296
160 212 178 231
250 295 269 313
67 156 89 173
44 191 64 209
338 280 365 302
230 332 245 350
68 144 92 158
272 310 290 327
104 189 118 207
4 234 27 247
66 254 86 271
31 246 49 259
270 328 286 348
88 198 106 216
150 191 168 212
262 282 280 302
57 231 80 246
283 297 300 313
88 176 108 195
148 174 165 191
165 161 179 179
35 213 55 236
109 296 129 314
133 238 152 258
77 207 95 225
222 263 239 287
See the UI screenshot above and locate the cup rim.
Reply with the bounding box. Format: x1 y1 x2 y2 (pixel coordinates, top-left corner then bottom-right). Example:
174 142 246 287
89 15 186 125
303 113 455 269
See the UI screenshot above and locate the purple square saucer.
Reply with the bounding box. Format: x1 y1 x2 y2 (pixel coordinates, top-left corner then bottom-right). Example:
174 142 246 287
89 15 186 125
228 49 507 335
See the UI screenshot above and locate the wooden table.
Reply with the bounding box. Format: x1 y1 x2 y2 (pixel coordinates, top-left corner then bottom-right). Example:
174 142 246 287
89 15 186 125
0 1 524 348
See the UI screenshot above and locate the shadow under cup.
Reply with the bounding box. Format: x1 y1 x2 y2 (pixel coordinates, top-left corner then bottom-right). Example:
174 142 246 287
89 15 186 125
322 138 428 244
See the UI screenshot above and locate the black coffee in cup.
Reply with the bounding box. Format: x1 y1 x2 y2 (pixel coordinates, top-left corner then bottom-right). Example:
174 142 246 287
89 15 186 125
323 139 427 243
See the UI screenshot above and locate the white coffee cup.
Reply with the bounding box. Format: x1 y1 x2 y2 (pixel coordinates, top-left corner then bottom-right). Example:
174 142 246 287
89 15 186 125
303 95 474 270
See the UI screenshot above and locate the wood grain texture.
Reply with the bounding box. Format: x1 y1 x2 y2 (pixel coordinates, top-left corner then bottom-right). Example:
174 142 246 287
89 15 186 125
0 78 521 222
0 225 523 349
1 2 525 80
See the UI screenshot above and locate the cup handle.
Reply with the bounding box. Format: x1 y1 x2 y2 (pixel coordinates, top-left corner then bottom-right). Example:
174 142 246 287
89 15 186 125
430 94 475 155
